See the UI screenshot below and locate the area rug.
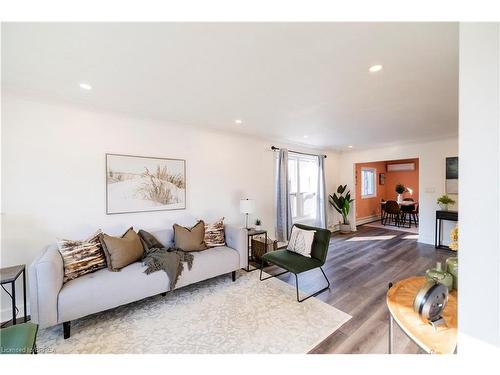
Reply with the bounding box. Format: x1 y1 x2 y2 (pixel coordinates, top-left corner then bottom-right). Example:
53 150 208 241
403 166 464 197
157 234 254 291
36 271 351 354
363 221 419 234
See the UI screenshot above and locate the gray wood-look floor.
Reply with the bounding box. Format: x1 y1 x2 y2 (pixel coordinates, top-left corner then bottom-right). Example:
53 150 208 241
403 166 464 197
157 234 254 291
266 224 452 354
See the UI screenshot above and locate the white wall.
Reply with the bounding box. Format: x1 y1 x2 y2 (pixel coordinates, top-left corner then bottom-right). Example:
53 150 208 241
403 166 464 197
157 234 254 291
458 23 500 348
0 92 340 320
337 138 458 245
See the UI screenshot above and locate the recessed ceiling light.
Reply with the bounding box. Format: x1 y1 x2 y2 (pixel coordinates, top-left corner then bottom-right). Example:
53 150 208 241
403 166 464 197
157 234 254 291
303 135 309 139
368 64 383 73
79 83 92 90
348 145 353 149
235 119 243 125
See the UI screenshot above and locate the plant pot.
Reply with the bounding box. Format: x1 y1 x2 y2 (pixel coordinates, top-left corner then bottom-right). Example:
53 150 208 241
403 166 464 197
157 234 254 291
339 224 351 234
439 203 449 211
397 194 403 204
255 225 261 230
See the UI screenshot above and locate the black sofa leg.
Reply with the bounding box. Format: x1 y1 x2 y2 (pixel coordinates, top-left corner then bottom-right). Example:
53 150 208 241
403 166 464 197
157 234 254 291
231 271 236 282
161 292 167 296
63 321 71 339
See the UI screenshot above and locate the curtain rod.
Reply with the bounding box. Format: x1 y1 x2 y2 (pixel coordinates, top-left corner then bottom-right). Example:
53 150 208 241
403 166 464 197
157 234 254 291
271 146 327 159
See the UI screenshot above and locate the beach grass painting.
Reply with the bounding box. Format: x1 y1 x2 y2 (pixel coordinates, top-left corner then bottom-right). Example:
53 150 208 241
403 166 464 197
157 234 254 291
106 154 186 214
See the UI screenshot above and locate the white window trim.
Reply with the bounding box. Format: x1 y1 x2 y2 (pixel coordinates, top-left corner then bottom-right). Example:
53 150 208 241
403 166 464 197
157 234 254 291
288 153 317 221
361 167 377 199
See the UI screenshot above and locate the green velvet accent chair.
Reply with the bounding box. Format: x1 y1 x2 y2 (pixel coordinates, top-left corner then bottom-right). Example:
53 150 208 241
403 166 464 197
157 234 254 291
0 322 39 354
260 223 331 302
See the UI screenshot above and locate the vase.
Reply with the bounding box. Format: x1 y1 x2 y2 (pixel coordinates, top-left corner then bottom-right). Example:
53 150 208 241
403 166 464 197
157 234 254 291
446 256 458 290
439 203 449 211
339 223 351 234
425 263 454 291
397 194 403 204
255 225 261 230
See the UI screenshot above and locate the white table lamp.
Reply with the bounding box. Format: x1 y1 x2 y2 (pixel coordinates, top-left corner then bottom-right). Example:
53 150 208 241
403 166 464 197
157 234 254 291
240 198 255 229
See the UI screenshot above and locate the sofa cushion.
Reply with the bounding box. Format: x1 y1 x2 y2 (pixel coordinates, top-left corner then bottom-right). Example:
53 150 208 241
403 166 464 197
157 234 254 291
57 230 107 283
100 228 144 271
173 221 208 251
57 262 169 323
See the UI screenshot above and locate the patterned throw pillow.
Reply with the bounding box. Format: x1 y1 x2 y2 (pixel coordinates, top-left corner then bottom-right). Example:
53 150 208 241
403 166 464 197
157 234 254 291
204 218 226 247
57 230 107 283
287 226 316 258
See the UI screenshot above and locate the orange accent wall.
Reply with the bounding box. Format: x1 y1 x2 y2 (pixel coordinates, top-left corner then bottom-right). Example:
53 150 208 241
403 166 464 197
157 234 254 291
355 158 419 220
355 161 387 219
385 158 419 203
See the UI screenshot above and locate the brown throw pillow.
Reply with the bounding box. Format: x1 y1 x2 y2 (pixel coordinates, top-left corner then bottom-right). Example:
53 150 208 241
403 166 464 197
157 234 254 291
204 218 226 247
57 230 107 283
173 221 208 252
99 227 144 271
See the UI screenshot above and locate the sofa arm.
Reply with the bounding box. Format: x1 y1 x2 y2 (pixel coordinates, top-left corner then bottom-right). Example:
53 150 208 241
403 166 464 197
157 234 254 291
224 224 247 269
28 244 64 328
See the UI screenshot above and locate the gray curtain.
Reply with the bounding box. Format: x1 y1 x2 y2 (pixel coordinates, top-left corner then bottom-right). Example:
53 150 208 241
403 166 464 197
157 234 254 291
275 148 293 242
316 155 327 228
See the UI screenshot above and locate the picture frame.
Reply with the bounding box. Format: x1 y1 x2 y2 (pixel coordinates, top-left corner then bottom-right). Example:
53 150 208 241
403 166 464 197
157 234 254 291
379 172 386 185
106 153 186 215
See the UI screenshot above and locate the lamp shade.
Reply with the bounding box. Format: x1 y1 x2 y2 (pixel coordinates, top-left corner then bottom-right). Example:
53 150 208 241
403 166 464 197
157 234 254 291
240 198 255 214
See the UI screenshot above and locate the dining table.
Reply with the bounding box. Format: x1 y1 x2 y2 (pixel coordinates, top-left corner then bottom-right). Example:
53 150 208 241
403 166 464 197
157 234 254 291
380 200 418 226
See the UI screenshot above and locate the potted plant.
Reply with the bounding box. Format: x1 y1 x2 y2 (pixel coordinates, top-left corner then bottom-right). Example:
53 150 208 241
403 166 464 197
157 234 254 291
395 183 406 203
255 218 262 230
437 194 456 211
329 185 354 234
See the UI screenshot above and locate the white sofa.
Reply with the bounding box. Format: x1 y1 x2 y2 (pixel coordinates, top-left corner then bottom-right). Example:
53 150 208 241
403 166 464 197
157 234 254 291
28 225 247 338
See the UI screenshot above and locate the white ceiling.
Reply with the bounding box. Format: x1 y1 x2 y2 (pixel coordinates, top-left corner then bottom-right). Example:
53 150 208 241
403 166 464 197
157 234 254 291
1 23 458 150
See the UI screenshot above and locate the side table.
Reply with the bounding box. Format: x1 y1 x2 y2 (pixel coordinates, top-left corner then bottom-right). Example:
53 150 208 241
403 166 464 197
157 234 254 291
1 264 28 326
243 229 268 272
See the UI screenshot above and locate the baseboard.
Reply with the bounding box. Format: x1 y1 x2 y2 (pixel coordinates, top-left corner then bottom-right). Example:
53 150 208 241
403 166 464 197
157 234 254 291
355 215 380 226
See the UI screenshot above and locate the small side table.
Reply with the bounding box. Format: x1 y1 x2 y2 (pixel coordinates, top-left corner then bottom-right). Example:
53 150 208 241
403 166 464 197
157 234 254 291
435 210 458 250
243 229 268 272
1 264 28 326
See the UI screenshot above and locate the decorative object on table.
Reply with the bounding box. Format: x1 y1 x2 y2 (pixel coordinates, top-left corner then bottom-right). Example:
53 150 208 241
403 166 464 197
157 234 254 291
395 183 406 204
446 257 458 290
260 223 331 302
0 322 39 354
251 236 278 266
449 224 458 251
244 229 267 272
106 153 186 214
413 279 449 329
255 218 262 230
379 172 385 185
387 276 457 354
436 194 455 211
240 198 255 229
329 184 354 234
425 262 454 291
445 157 459 195
204 218 226 247
1 265 28 327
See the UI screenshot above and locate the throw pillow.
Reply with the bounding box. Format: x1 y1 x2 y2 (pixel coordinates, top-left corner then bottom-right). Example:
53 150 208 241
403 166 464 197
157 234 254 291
57 230 107 283
287 226 316 258
204 218 226 247
99 227 145 271
173 220 208 252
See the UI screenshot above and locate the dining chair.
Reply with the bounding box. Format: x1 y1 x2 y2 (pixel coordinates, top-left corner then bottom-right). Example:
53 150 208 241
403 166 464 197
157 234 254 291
380 200 387 223
400 203 416 228
383 200 401 227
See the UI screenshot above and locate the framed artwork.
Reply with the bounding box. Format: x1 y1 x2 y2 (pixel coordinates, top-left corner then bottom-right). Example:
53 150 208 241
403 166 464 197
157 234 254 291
445 157 458 194
379 173 386 185
106 153 186 214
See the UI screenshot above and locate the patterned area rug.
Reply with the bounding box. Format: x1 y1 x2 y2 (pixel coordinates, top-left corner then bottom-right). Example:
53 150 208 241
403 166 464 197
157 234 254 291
37 271 351 354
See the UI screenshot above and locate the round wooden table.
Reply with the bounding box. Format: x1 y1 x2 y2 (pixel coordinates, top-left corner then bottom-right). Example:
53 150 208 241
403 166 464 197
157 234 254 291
387 276 457 354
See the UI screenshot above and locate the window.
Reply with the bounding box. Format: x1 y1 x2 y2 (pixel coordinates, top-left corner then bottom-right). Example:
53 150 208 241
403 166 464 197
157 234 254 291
288 154 318 221
361 168 376 198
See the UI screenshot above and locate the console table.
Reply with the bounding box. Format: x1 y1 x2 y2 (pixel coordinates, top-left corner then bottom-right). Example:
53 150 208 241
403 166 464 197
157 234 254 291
387 276 457 354
435 210 458 250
